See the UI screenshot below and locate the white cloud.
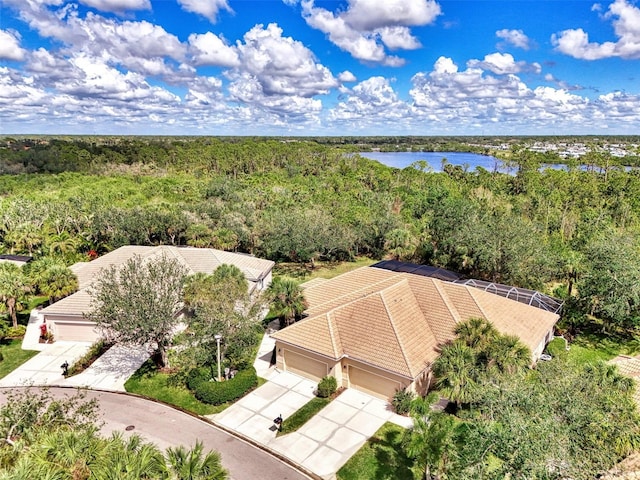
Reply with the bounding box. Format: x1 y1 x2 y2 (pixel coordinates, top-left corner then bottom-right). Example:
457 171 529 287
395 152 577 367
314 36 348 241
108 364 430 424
377 26 421 50
338 70 357 82
330 76 409 123
78 0 150 13
233 23 337 97
342 0 441 30
177 0 232 23
188 32 239 67
467 52 541 75
300 0 440 65
552 0 640 59
0 30 27 61
496 29 532 50
408 56 602 131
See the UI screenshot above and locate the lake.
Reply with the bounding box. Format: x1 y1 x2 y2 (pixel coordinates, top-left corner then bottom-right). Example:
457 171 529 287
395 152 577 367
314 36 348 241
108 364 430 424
358 151 505 173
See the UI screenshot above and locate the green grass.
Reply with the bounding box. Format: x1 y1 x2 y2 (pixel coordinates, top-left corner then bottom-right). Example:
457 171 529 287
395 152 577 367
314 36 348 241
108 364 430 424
0 339 39 379
277 396 330 436
274 257 377 281
124 360 221 416
337 422 413 480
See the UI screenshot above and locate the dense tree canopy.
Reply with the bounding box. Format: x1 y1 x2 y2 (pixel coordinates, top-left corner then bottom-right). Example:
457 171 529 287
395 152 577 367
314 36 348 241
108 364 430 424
412 322 640 479
2 136 640 339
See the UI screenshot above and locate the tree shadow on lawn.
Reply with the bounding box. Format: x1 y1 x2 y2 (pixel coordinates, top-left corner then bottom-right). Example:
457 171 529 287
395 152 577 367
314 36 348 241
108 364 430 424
339 425 412 480
373 427 413 479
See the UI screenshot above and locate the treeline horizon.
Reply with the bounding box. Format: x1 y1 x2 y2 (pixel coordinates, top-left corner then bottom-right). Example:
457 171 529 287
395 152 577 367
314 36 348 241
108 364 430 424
1 136 639 337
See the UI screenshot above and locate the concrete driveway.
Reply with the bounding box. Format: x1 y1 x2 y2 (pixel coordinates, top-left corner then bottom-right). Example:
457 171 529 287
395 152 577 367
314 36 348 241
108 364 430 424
0 341 92 387
212 370 412 480
1 307 149 391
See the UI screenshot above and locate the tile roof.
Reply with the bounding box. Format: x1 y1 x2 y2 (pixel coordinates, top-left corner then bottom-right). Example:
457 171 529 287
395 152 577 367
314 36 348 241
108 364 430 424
610 355 640 406
42 245 274 316
272 266 559 379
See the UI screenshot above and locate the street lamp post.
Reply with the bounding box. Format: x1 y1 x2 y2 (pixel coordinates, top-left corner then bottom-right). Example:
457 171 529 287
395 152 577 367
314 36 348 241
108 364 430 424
215 334 222 381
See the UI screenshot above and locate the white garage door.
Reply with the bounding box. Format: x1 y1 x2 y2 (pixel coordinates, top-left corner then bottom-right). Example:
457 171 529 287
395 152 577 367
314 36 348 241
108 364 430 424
284 350 328 382
349 366 401 400
53 322 100 342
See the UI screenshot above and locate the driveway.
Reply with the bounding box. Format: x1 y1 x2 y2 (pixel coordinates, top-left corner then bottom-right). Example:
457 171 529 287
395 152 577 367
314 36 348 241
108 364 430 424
0 341 92 387
212 370 412 480
2 308 149 391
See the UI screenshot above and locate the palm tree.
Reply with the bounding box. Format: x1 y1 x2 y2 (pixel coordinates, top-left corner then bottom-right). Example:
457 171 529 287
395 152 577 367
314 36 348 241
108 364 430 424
37 263 79 303
454 317 497 350
405 394 458 480
166 441 228 480
384 228 418 261
267 277 307 328
484 334 531 375
432 340 478 408
46 231 79 257
0 262 30 328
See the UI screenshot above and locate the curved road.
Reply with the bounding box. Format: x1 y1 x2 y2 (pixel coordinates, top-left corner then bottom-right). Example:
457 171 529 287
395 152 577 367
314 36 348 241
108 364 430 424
0 387 310 480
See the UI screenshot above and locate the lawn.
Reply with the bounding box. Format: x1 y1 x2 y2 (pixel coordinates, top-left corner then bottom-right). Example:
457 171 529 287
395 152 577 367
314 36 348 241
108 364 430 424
277 396 330 436
274 257 378 281
124 360 220 416
337 422 413 480
0 339 38 379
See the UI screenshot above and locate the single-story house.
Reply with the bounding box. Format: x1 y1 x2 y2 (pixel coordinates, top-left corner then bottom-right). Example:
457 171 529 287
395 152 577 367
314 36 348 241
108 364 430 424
0 254 32 267
271 266 559 400
40 245 274 342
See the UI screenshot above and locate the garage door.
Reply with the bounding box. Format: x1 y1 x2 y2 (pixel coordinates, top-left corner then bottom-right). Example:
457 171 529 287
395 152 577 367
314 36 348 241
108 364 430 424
349 366 401 400
53 322 100 342
284 350 328 382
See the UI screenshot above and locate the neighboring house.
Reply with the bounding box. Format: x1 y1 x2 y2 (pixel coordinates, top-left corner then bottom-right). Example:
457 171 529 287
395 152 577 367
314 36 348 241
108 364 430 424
40 245 274 342
271 265 559 400
0 254 32 267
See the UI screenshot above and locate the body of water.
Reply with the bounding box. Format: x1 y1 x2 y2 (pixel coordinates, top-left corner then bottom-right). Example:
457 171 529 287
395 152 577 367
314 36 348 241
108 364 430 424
359 151 504 173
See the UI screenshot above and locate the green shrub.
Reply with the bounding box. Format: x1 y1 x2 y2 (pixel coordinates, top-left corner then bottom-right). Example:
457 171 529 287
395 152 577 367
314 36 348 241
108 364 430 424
0 351 4 362
6 325 26 339
192 367 258 405
391 389 415 415
66 340 112 377
186 367 208 391
317 375 337 398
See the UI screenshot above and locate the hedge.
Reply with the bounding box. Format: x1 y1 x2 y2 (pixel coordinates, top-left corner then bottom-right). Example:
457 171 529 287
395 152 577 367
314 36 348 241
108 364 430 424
189 367 258 405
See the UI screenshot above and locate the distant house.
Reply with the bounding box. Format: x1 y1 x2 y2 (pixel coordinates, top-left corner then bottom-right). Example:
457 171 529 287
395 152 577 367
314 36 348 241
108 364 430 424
0 254 33 267
272 265 559 400
40 245 274 342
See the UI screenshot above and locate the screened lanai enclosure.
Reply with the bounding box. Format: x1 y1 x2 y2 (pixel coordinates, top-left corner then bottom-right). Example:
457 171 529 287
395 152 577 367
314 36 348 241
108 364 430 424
372 260 564 314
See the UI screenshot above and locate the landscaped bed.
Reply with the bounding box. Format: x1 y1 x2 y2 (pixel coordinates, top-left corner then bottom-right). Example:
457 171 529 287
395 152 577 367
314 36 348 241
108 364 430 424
276 397 330 436
125 360 219 415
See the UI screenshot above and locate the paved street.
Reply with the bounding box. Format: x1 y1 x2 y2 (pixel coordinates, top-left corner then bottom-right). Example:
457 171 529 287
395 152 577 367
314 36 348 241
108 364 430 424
0 387 311 480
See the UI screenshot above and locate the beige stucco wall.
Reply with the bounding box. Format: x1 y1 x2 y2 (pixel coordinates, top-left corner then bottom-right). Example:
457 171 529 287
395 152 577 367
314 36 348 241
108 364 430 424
275 342 340 381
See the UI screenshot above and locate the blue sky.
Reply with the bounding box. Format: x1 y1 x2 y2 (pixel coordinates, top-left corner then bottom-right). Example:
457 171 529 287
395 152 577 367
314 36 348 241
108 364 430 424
1 0 639 135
